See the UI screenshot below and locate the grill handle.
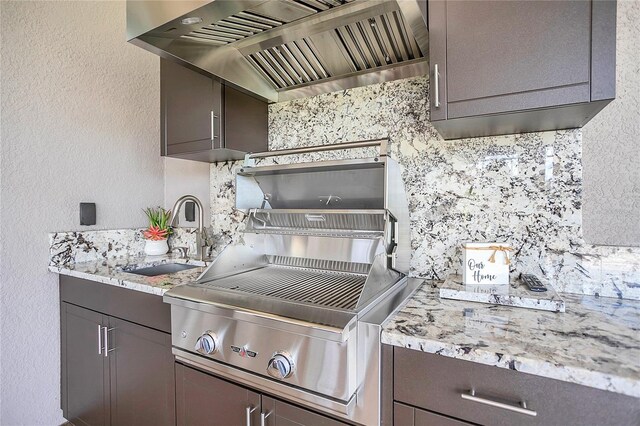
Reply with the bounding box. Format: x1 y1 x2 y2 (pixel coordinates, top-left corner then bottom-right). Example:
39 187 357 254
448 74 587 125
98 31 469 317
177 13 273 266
243 138 388 165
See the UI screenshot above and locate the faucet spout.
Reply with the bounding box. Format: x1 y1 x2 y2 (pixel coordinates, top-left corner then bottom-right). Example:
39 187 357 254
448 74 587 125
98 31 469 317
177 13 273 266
170 195 206 260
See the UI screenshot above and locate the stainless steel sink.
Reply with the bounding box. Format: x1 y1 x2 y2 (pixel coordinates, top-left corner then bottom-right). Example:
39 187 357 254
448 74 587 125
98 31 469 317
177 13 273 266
125 263 199 277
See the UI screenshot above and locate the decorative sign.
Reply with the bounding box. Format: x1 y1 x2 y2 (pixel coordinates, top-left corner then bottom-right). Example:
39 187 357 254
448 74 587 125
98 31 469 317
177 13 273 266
463 242 512 285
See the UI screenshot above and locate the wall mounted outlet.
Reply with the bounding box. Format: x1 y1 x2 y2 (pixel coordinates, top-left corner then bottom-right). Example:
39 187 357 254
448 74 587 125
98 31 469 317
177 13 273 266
80 202 96 226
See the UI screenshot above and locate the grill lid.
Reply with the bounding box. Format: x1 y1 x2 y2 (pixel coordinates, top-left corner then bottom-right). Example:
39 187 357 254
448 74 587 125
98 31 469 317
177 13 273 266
127 0 428 102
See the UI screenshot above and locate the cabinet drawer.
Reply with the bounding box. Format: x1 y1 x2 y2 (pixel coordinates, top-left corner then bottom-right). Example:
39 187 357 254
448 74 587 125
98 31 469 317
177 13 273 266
394 347 640 426
60 275 171 333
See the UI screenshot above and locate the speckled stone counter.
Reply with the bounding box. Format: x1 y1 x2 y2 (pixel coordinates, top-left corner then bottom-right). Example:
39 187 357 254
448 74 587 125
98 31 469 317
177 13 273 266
48 255 207 296
382 281 640 398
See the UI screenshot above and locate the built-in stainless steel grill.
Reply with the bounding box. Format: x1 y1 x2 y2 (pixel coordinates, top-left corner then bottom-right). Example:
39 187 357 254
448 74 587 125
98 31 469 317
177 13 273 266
164 139 418 425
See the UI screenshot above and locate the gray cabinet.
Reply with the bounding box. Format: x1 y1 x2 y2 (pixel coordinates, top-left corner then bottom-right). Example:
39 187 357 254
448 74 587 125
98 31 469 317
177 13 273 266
109 317 175 426
176 363 350 426
61 303 110 426
59 276 175 426
161 58 268 162
176 363 261 426
428 0 617 139
261 396 349 426
393 346 640 426
394 402 471 426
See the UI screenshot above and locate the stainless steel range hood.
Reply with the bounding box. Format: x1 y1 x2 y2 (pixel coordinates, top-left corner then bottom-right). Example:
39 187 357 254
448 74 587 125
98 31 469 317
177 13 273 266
127 0 428 102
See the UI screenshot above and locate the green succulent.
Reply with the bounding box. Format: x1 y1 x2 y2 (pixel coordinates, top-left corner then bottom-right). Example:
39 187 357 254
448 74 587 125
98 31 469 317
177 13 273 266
143 207 172 234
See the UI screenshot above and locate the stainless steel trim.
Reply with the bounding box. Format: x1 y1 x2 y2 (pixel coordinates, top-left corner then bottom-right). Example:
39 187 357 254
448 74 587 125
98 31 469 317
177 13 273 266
174 349 357 416
461 390 538 417
434 63 440 108
245 138 387 161
240 157 385 175
97 324 103 355
164 294 355 341
246 405 258 426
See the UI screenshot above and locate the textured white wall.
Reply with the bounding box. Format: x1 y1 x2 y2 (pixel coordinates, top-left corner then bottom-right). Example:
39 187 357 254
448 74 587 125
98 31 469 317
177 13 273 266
583 0 640 245
0 1 164 424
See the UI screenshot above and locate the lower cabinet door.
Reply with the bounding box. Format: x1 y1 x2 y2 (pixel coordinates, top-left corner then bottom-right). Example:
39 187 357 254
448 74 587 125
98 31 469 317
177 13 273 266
176 363 261 426
261 396 349 426
61 303 110 426
109 317 175 426
394 402 472 426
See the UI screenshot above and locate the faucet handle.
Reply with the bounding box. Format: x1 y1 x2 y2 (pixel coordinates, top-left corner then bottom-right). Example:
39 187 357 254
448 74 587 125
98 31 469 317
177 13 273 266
170 246 189 259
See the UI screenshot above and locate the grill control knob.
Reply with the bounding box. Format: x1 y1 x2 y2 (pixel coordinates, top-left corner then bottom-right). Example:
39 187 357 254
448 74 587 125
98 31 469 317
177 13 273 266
194 331 218 355
267 351 295 379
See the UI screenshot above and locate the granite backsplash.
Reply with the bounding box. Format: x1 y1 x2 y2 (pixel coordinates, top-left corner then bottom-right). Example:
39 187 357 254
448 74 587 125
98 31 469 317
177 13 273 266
48 227 202 266
209 76 640 300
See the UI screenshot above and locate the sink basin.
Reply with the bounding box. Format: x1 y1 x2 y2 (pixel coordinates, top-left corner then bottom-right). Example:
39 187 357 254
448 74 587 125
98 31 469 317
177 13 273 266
125 263 200 277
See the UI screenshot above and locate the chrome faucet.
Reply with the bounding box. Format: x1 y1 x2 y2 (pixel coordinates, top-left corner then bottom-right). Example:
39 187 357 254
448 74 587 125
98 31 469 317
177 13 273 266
170 195 207 261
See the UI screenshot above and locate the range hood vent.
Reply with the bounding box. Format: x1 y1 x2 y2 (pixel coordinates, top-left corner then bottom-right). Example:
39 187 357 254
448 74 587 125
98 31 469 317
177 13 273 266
127 0 428 102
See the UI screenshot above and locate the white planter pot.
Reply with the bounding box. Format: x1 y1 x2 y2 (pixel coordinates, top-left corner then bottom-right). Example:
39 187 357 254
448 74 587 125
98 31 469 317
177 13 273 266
144 239 169 256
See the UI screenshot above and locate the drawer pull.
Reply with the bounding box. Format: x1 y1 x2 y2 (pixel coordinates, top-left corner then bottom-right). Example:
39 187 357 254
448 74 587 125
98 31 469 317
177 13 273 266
461 389 537 417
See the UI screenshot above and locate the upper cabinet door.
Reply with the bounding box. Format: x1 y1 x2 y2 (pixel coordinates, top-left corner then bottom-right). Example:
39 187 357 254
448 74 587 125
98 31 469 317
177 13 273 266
447 0 591 118
161 59 217 155
428 0 616 139
160 58 268 162
224 86 268 154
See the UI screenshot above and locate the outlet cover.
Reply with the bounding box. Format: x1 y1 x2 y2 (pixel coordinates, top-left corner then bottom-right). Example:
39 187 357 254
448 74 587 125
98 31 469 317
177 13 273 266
80 203 96 226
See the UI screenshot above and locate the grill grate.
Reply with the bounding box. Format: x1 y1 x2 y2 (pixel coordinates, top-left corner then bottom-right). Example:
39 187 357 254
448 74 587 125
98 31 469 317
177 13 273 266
199 265 366 310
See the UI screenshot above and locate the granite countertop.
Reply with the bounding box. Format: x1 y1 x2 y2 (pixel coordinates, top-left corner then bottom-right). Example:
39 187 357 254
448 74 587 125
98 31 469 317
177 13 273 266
382 281 640 398
48 254 208 296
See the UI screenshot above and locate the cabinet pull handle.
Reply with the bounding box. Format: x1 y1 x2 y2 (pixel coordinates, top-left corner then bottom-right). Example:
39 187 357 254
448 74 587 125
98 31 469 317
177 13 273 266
103 327 115 357
260 411 272 426
246 405 258 426
461 389 537 417
97 324 103 355
211 111 219 140
434 63 440 108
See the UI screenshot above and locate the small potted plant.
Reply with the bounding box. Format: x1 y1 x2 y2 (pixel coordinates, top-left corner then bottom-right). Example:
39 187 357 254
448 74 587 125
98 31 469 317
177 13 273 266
142 207 172 255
